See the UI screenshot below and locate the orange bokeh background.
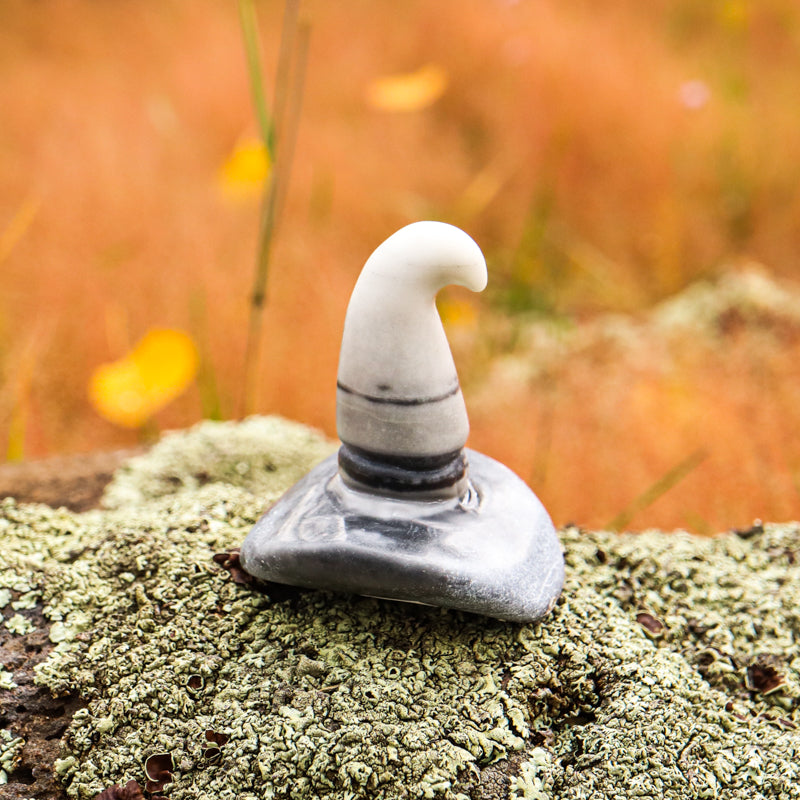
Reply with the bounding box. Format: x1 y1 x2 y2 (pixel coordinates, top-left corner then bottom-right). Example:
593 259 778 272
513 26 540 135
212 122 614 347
1 0 799 532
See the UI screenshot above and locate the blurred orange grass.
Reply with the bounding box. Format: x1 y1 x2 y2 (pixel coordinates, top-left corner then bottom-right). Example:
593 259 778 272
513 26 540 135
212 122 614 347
2 1 800 531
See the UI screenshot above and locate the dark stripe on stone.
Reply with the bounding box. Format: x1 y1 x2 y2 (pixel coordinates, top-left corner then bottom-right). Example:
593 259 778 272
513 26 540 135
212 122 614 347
337 381 459 407
338 443 467 493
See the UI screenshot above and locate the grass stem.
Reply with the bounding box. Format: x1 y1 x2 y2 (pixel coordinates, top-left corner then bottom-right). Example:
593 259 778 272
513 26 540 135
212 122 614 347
607 448 708 532
238 0 274 155
239 0 309 416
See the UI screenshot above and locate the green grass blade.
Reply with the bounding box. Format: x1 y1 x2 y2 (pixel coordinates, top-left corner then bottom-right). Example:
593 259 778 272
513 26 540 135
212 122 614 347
238 0 274 156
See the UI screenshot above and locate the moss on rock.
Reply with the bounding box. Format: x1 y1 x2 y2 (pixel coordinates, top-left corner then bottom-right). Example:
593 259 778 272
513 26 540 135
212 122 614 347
1 416 798 799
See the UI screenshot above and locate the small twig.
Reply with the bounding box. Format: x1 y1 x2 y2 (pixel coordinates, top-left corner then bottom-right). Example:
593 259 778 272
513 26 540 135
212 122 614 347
271 0 302 158
239 0 309 416
273 22 310 224
190 289 223 420
0 194 39 265
530 370 557 487
607 448 708 531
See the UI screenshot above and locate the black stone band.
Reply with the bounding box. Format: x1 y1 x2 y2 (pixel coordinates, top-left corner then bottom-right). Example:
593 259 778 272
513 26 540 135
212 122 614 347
338 443 467 493
337 381 459 407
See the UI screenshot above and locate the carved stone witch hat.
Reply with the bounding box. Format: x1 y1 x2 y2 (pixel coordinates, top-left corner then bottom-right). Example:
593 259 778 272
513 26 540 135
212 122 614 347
240 221 564 622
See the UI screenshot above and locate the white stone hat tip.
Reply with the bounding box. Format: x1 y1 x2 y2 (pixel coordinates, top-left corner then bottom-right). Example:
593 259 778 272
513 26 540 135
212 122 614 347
336 221 487 460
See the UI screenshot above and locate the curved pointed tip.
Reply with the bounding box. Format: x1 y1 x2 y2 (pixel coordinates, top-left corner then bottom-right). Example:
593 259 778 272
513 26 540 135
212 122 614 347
365 220 488 294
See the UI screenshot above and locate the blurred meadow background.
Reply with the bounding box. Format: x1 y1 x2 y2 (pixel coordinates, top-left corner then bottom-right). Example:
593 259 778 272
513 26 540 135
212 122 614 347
1 0 799 532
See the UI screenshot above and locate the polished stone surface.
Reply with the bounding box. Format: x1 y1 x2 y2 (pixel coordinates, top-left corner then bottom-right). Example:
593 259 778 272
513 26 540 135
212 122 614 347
240 449 564 622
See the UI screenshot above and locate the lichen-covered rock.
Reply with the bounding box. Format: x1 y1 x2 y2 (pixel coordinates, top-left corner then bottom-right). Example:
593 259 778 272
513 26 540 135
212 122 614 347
1 416 799 799
101 415 337 509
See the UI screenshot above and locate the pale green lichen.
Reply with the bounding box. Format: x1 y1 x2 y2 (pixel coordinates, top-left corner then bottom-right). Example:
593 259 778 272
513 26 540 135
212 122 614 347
4 613 34 635
0 668 17 690
510 749 554 800
484 267 800 387
11 590 41 610
0 729 25 784
653 266 800 337
101 415 337 509
0 416 798 799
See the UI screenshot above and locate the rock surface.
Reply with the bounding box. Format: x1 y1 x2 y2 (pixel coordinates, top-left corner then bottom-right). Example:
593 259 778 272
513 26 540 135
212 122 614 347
0 416 798 799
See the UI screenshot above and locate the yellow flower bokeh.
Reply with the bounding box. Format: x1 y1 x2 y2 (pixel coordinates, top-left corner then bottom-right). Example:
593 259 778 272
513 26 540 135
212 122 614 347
437 296 477 328
89 328 199 428
218 137 272 199
366 64 448 113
